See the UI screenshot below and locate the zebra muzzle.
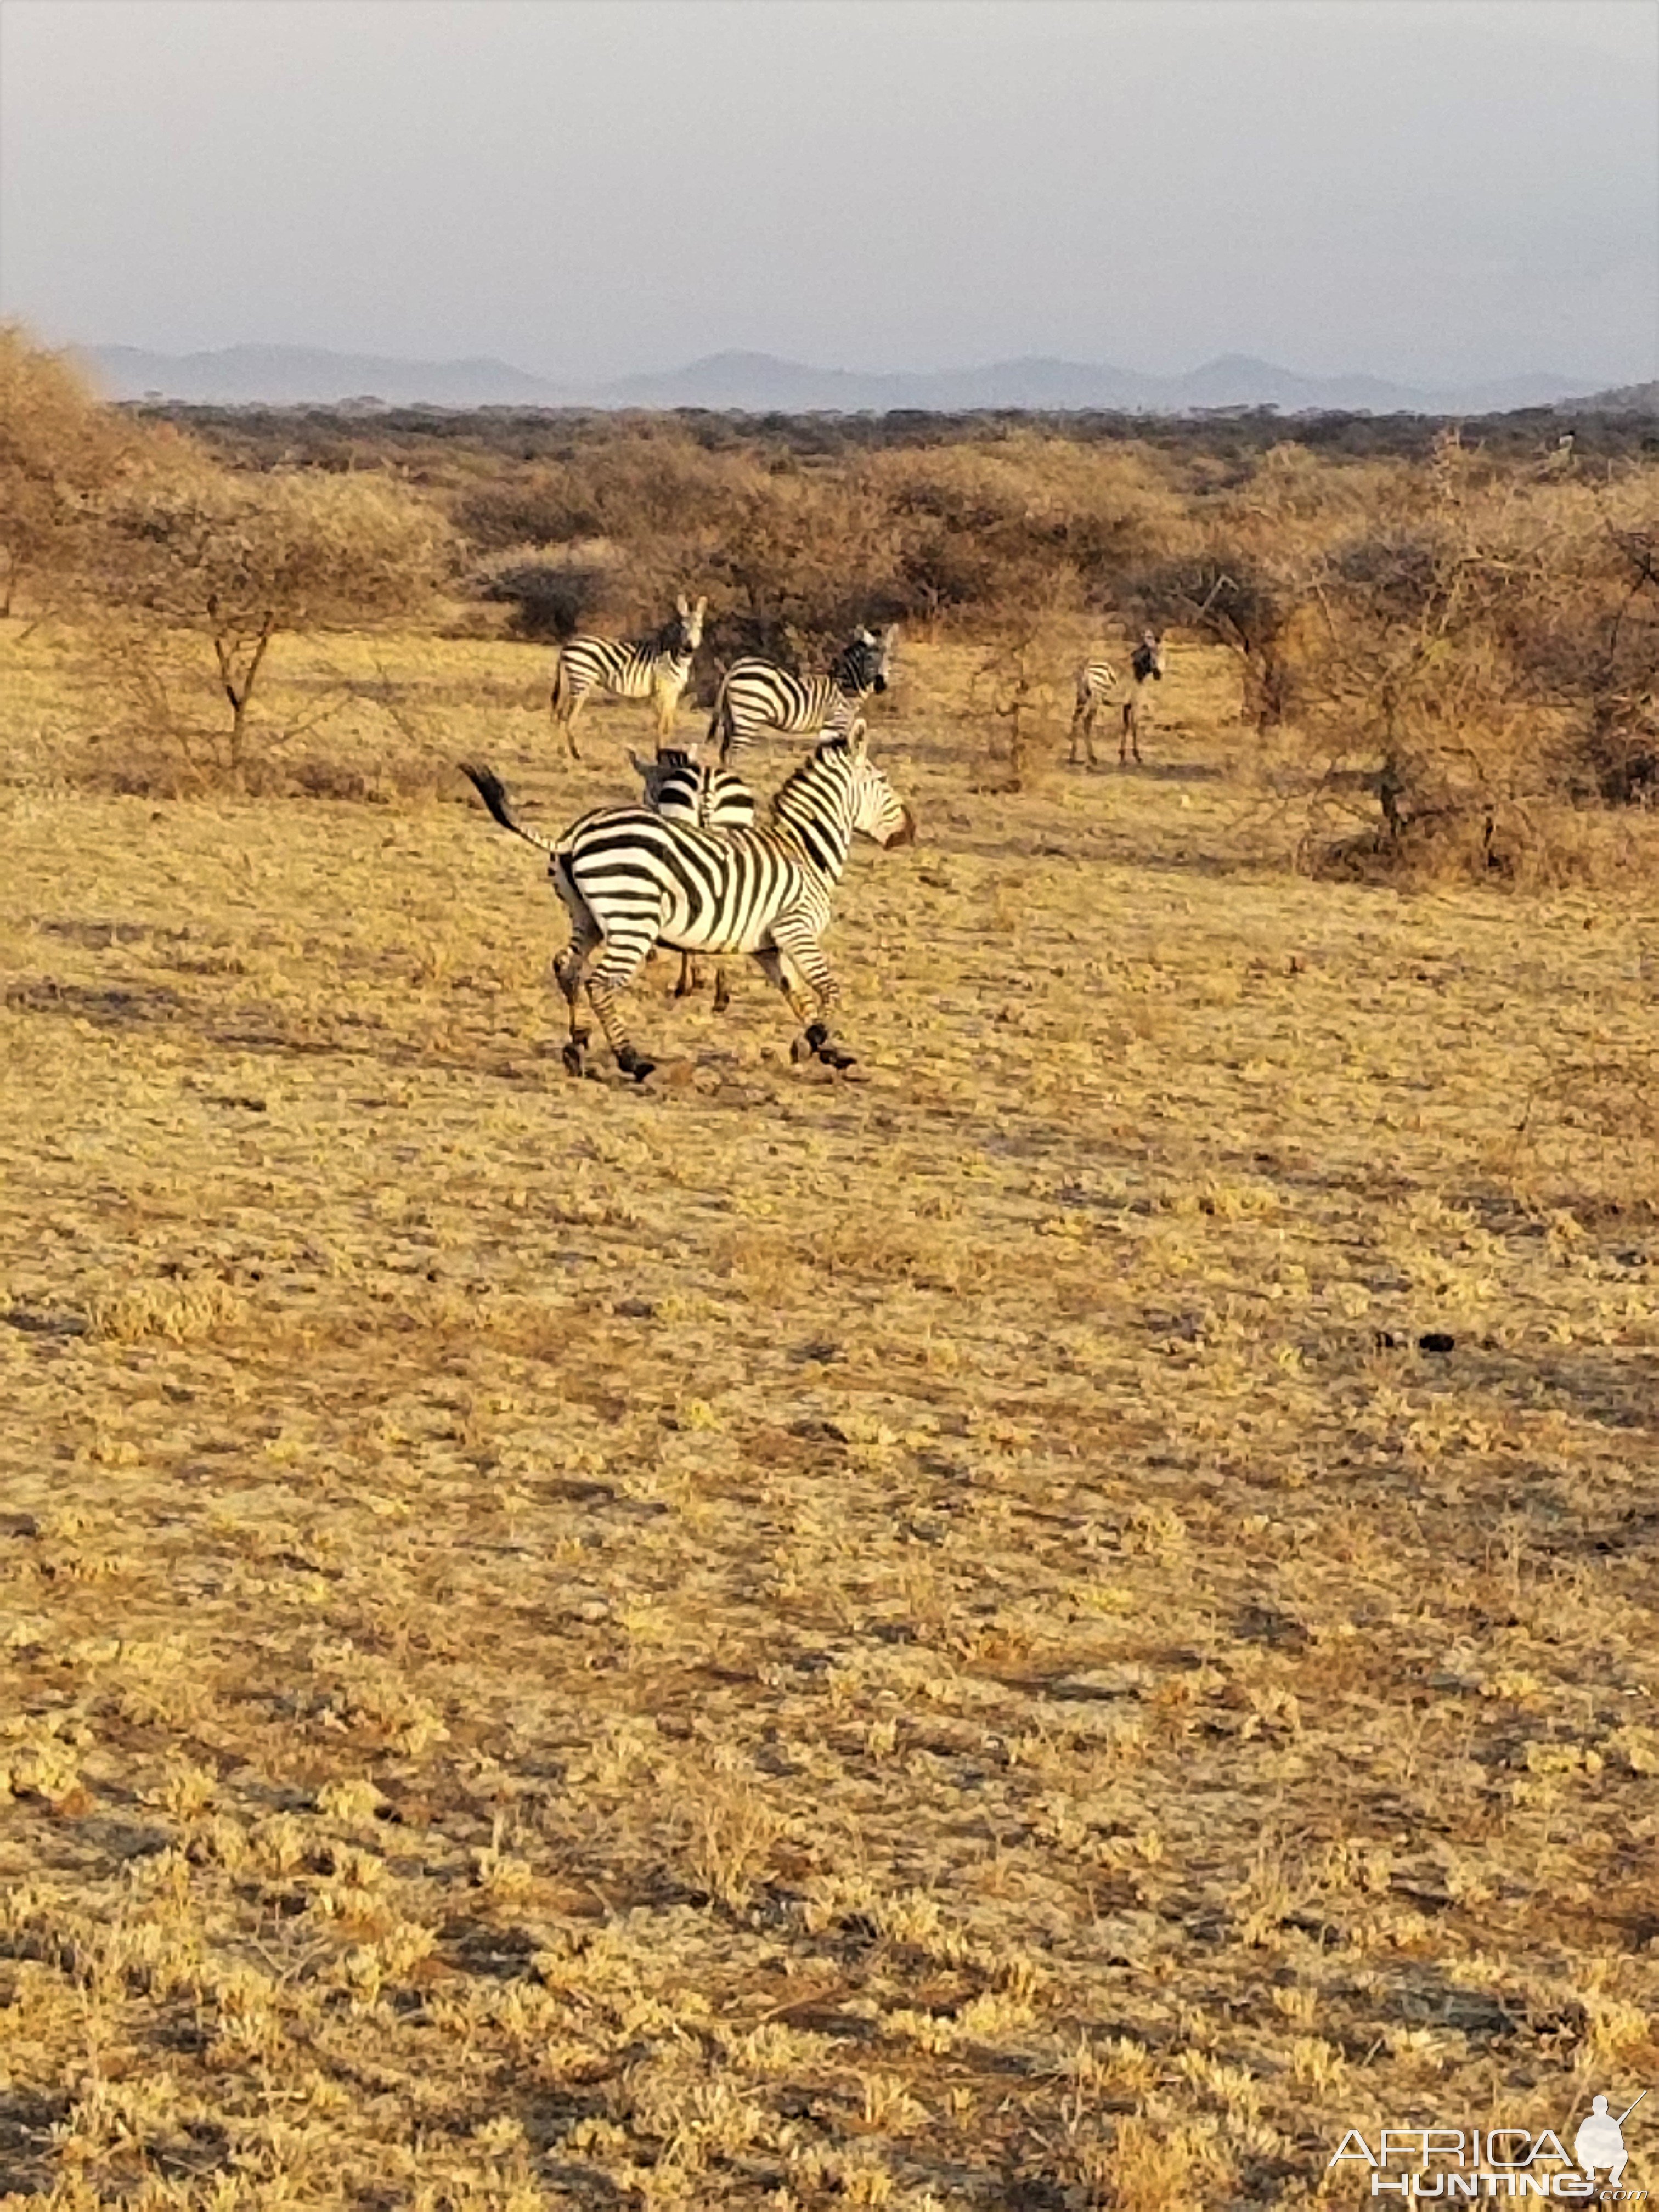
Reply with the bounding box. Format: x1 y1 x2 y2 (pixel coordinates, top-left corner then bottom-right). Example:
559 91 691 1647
884 808 918 849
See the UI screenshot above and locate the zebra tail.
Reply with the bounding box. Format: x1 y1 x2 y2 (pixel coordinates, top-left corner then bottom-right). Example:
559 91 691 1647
550 650 568 715
459 763 560 855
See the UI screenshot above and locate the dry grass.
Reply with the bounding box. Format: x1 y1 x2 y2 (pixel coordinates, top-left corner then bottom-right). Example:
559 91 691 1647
3 619 1659 2207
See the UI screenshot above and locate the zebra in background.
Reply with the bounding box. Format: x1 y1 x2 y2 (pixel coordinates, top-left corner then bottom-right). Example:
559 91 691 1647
628 745 758 1011
709 624 897 762
1120 631 1166 764
1068 652 1120 768
549 594 707 759
1068 631 1166 766
460 726 915 1082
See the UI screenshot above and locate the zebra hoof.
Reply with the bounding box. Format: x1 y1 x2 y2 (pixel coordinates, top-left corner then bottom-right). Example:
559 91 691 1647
617 1047 656 1082
562 1043 586 1077
629 1058 656 1083
818 1041 857 1071
713 980 731 1015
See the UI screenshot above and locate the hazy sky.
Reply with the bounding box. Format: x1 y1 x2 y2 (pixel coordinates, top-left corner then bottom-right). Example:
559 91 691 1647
1 0 1654 387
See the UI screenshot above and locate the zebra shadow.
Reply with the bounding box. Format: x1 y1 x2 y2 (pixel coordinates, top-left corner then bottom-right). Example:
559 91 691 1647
4 969 740 1094
5 974 422 1074
1112 756 1227 783
4 978 191 1028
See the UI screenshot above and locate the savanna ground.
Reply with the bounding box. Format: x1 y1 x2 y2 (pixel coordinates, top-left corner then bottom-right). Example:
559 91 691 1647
3 620 1659 2210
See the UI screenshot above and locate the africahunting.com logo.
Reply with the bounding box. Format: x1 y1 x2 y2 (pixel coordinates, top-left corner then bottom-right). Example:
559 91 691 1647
1329 2091 1646 2198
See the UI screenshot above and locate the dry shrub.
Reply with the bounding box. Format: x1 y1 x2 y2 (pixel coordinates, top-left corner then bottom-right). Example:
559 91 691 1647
970 614 1084 791
1119 443 1395 730
474 546 614 641
1201 434 1659 885
1080 2115 1238 2210
69 618 455 800
0 325 137 617
85 1276 246 1345
679 1773 784 1909
445 426 1188 670
81 453 454 787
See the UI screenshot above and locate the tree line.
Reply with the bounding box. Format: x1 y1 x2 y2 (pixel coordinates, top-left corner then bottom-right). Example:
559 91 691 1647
4 324 1657 877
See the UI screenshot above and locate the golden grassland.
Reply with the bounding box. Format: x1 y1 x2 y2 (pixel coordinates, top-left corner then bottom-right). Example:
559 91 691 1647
3 619 1659 2209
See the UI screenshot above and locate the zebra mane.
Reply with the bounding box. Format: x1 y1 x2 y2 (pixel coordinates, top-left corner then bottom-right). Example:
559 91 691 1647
770 738 855 833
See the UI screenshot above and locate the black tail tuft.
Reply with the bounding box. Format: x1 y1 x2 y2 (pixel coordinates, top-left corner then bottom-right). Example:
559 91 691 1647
460 762 518 834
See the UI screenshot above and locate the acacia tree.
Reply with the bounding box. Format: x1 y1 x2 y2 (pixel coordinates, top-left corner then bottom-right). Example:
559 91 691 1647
1501 476 1659 807
93 453 454 772
1285 436 1629 871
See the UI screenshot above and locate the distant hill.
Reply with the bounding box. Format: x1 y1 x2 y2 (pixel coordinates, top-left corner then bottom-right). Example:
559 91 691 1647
1563 379 1659 415
80 343 572 408
80 341 1605 417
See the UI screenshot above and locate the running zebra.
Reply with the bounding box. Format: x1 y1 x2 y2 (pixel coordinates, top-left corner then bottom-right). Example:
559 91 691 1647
1068 631 1166 766
709 624 896 762
460 727 915 1082
628 745 758 1011
550 594 707 759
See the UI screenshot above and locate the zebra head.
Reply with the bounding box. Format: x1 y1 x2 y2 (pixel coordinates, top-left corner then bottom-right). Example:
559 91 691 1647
629 744 700 808
834 722 916 848
672 594 708 656
770 728 915 879
838 623 900 698
1134 630 1166 682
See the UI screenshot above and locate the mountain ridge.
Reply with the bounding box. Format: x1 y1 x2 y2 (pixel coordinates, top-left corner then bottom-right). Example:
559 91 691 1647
76 341 1635 417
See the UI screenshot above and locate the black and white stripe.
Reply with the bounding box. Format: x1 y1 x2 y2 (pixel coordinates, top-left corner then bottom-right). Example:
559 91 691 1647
462 729 915 1081
628 747 757 834
709 625 896 761
1068 654 1120 766
628 747 758 1010
1068 631 1165 766
1121 631 1166 763
550 594 707 759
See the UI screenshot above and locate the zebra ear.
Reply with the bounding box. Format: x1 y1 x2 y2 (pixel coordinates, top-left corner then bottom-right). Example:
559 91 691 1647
694 596 707 621
676 594 690 617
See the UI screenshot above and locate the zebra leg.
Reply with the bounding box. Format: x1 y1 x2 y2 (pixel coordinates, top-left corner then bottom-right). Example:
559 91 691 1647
1120 701 1141 766
712 963 732 1014
550 670 585 761
758 930 854 1070
553 916 602 1077
674 952 703 998
653 679 683 742
1069 701 1097 768
583 932 659 1081
562 690 588 761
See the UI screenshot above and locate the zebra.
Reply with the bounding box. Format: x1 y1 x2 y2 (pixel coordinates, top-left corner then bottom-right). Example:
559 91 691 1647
1120 631 1166 764
549 594 707 759
1068 631 1166 766
627 744 758 1011
708 624 896 762
1068 653 1120 768
460 726 915 1082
